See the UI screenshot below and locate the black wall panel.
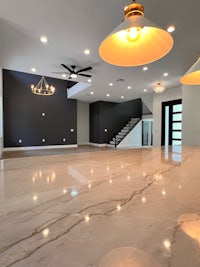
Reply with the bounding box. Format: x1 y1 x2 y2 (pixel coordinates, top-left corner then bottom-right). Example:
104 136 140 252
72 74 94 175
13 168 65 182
90 99 142 144
3 69 77 147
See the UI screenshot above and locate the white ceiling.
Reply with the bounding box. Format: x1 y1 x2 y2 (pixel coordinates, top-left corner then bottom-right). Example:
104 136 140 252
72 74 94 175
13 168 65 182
0 0 199 103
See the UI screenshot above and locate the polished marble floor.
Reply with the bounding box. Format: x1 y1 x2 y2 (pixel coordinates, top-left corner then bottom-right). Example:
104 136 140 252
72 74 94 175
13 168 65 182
0 146 200 267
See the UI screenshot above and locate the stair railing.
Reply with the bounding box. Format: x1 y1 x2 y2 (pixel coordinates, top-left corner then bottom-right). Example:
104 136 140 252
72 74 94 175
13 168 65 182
112 118 141 147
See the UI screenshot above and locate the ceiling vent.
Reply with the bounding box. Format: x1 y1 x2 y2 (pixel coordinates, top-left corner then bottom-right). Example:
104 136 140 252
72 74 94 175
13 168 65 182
117 78 125 82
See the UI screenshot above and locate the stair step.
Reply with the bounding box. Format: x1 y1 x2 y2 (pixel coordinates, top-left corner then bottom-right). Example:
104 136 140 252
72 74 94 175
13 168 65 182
130 118 139 123
113 137 122 141
116 135 123 139
121 129 129 133
110 141 117 145
118 132 126 136
124 126 130 130
125 123 136 127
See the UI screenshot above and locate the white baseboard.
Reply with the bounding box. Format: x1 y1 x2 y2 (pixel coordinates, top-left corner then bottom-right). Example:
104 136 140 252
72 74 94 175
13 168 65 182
89 143 107 147
107 144 115 148
117 145 142 148
3 144 78 152
77 142 90 145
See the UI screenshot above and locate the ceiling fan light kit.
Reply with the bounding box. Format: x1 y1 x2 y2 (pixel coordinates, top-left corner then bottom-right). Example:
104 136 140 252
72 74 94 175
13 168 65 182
99 0 174 66
180 56 200 85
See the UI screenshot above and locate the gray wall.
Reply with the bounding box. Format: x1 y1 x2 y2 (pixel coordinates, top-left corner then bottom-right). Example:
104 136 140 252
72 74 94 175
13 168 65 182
153 86 182 146
141 94 153 113
77 101 89 145
182 84 200 145
3 69 77 148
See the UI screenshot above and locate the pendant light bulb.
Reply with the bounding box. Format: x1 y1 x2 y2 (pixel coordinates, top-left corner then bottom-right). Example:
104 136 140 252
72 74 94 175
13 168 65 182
126 27 142 42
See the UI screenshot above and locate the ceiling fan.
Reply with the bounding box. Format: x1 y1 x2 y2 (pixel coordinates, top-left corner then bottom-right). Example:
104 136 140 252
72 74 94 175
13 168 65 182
53 64 92 79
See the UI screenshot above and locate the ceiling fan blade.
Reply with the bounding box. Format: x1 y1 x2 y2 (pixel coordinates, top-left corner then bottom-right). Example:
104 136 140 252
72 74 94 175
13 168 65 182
78 73 92 77
61 64 73 73
76 66 92 73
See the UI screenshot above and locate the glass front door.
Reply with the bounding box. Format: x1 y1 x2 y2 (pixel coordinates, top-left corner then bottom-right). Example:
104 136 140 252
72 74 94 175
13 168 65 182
162 99 182 146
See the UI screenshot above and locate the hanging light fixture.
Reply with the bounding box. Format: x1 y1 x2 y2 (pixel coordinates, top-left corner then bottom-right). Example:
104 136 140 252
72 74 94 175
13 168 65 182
180 56 200 85
31 76 55 96
99 0 174 66
153 82 165 93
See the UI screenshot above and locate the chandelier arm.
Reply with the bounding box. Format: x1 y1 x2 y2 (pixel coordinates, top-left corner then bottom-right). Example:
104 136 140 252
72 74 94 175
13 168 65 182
43 77 49 89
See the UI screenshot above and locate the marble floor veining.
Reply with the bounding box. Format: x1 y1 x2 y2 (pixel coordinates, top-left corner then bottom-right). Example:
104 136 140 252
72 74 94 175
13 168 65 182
0 146 200 267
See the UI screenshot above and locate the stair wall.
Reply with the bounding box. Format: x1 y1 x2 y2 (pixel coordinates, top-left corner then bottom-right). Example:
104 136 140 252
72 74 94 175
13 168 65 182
117 121 142 148
89 99 142 144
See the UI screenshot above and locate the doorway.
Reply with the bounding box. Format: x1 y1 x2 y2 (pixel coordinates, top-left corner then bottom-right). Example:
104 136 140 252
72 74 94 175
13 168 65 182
142 120 153 146
161 99 182 146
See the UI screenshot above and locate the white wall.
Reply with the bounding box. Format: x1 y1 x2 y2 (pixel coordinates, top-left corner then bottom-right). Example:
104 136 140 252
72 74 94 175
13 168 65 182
153 86 182 146
0 69 3 157
141 93 153 113
117 121 142 148
182 84 200 145
77 101 89 145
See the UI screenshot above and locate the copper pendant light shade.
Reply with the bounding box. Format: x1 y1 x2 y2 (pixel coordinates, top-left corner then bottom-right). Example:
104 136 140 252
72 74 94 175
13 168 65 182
99 1 174 67
180 56 200 85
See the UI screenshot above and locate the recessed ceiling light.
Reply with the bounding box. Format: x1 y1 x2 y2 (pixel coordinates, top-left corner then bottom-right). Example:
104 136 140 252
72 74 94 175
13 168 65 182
40 36 48 43
88 79 92 83
62 74 67 78
109 83 113 86
127 86 132 89
144 89 147 92
167 26 175 33
163 72 168 77
106 94 110 97
31 68 36 72
90 91 94 95
84 49 90 55
121 96 124 99
143 66 148 71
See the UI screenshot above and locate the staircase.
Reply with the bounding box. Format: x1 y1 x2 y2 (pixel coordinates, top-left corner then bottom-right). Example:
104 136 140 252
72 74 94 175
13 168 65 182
109 118 140 147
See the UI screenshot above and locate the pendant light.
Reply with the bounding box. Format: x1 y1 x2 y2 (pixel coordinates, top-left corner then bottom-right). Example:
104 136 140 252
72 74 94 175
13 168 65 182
99 0 174 66
180 56 200 85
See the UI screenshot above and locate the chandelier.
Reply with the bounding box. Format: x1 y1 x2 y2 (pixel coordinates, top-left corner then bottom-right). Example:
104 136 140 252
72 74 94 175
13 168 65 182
31 76 55 96
153 82 165 93
99 0 173 66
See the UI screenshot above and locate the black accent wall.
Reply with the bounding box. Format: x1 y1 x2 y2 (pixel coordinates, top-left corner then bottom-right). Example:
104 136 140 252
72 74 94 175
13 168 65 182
89 99 142 144
3 69 77 147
